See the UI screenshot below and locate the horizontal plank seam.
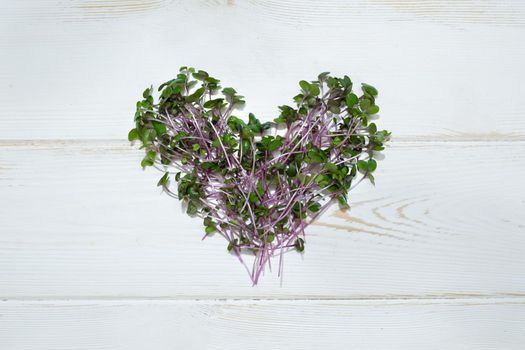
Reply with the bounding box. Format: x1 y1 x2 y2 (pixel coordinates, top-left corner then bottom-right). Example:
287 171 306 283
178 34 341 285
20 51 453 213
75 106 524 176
2 294 525 302
1 139 525 147
2 297 525 306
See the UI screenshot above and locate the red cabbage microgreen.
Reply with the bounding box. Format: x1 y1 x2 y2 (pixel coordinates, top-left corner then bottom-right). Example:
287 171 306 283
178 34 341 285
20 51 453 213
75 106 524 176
128 67 391 284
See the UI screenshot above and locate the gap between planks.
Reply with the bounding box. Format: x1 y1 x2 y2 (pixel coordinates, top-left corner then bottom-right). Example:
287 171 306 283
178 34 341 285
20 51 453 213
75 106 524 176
3 294 525 303
1 298 525 307
0 137 525 149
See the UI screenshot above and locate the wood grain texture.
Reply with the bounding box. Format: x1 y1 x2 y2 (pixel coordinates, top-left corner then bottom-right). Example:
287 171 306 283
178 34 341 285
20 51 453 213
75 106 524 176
1 299 524 350
2 1 525 347
1 141 524 298
1 0 525 139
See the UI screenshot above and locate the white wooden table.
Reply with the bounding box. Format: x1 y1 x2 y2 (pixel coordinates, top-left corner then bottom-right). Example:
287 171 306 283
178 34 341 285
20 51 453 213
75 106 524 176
1 1 525 349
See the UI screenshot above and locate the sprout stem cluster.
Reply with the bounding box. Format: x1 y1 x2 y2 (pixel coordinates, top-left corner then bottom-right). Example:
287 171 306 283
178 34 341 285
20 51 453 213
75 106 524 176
129 67 390 284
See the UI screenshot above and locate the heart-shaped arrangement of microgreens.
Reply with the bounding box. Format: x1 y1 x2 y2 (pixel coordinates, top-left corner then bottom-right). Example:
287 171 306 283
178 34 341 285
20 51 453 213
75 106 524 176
128 67 390 284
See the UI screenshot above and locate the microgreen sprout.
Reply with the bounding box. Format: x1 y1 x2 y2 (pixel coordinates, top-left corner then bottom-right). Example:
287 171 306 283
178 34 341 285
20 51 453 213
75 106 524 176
129 67 390 284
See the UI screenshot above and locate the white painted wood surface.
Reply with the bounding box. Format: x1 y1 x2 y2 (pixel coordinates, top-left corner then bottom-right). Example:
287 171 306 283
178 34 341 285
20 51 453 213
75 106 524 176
1 0 525 139
1 141 524 298
1 0 525 349
2 299 525 350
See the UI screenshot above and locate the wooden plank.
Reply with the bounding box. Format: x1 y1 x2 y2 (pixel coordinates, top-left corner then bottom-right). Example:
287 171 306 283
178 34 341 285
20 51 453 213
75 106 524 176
1 140 524 298
1 299 524 349
1 1 525 139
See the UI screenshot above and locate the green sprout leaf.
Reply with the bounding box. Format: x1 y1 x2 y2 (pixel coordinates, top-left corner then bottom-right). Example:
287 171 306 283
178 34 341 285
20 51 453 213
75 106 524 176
357 160 368 173
222 87 237 96
294 238 305 252
362 83 378 96
346 93 358 108
368 159 377 172
128 128 139 142
367 105 380 115
186 87 205 103
299 80 310 92
157 172 169 187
